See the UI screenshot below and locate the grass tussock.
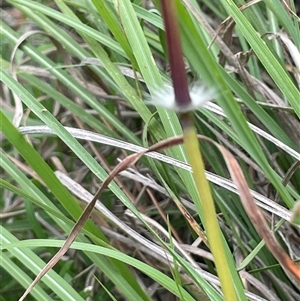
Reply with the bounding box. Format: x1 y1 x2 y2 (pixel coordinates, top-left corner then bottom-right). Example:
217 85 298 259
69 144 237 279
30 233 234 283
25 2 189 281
1 1 300 300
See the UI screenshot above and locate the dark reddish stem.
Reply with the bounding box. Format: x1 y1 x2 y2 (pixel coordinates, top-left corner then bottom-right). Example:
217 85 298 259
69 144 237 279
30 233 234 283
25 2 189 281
160 0 191 107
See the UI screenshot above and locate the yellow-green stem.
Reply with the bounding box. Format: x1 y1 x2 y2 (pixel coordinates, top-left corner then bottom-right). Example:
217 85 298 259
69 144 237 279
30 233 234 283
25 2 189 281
183 123 238 301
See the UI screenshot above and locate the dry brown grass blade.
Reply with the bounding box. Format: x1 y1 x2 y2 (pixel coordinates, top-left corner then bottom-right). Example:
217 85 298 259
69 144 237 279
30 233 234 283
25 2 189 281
18 154 140 300
173 196 208 245
211 141 300 285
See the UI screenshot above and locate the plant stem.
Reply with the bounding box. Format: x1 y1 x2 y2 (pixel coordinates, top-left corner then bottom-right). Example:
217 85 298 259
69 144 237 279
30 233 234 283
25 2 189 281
181 114 238 301
159 0 239 297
